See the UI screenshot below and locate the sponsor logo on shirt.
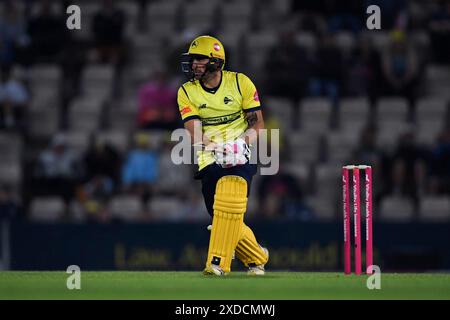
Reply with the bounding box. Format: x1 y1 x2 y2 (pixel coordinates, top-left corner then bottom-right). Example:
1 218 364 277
253 90 259 102
181 106 192 115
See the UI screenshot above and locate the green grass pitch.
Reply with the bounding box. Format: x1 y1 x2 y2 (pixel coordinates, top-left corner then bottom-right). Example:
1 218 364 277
1 272 449 300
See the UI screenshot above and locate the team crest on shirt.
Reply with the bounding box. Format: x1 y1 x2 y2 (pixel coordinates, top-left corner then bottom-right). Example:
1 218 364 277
224 96 233 104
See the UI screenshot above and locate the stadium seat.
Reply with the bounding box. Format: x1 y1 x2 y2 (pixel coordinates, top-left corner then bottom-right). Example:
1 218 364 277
326 132 358 165
376 97 409 122
376 122 413 149
109 195 143 222
28 64 62 86
339 97 370 132
183 1 217 33
132 36 165 67
29 108 59 138
108 108 137 133
369 31 390 51
284 162 310 182
245 32 278 71
68 200 87 223
69 111 101 132
29 87 59 111
289 132 320 164
0 162 21 188
419 196 450 222
0 133 23 162
425 65 450 98
334 31 356 55
156 151 192 193
147 1 180 36
148 196 184 221
416 97 448 124
264 97 294 132
299 98 332 133
314 163 341 198
56 131 90 155
294 31 317 53
415 97 448 145
417 121 445 146
221 2 252 34
379 196 415 222
305 195 337 221
30 197 66 222
69 97 105 116
80 64 115 97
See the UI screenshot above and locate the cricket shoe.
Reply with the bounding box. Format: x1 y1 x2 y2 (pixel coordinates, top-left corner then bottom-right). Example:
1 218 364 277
247 247 269 276
203 264 226 276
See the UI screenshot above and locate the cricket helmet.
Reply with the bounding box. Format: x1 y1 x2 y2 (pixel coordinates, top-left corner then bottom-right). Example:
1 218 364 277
181 35 225 81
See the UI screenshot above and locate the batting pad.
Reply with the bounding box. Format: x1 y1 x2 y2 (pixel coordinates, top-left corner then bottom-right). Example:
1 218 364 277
235 224 269 267
206 176 247 273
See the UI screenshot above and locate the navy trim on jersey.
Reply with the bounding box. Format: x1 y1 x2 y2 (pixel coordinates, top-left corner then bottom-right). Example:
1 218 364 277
181 85 190 100
182 115 200 123
236 73 241 96
243 106 262 113
200 71 223 94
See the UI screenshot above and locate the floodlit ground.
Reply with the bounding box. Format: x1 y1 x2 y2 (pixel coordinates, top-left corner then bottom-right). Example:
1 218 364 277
1 271 449 300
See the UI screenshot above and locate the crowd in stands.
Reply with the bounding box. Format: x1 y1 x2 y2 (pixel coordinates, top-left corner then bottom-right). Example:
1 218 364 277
0 0 450 223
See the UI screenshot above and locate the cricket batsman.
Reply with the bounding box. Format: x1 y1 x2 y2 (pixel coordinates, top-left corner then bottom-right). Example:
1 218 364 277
177 35 269 276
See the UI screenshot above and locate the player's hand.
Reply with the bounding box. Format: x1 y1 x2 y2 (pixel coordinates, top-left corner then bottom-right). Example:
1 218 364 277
212 138 250 168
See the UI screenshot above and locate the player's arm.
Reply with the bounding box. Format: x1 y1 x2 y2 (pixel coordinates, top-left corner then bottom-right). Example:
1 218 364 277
178 87 216 149
184 118 214 149
238 73 264 145
242 109 264 145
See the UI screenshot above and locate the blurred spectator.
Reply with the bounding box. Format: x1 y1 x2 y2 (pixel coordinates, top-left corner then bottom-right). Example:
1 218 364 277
352 126 384 166
0 184 22 220
381 30 421 109
178 190 209 222
308 34 344 108
156 137 191 195
0 68 29 131
429 127 450 194
257 164 309 220
351 125 387 203
91 0 126 66
137 71 179 130
364 0 408 30
384 129 429 206
32 134 83 202
83 137 121 187
346 36 382 101
327 0 364 33
122 133 160 202
60 38 88 105
264 31 310 105
0 1 30 68
75 175 114 223
428 0 450 64
27 0 68 64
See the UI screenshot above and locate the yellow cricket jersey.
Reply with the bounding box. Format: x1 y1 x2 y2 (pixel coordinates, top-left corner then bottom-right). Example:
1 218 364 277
177 70 261 171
